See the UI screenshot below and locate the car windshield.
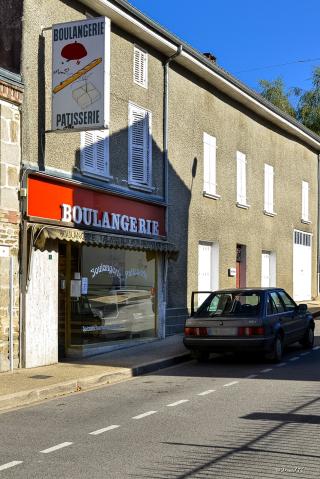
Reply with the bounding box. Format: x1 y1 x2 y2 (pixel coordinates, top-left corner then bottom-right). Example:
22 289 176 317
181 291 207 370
195 291 262 318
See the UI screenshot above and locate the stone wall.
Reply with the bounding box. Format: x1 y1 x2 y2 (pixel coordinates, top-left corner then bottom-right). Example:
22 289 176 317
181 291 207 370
0 82 22 372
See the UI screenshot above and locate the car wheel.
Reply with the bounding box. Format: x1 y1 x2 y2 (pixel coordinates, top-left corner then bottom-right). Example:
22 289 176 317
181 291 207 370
192 350 210 362
300 325 314 349
265 335 283 363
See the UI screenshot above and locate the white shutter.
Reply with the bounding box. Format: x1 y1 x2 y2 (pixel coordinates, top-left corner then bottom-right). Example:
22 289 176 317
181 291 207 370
236 151 246 204
302 181 309 221
133 46 148 88
95 130 109 176
128 103 152 186
203 133 216 195
264 164 274 213
80 130 109 177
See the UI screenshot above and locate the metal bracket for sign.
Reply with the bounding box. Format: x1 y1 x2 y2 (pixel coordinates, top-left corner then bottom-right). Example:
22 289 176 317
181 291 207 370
44 124 109 134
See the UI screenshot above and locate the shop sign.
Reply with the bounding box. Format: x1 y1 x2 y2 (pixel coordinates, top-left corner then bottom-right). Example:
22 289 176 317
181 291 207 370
27 176 165 238
61 203 159 236
51 17 110 131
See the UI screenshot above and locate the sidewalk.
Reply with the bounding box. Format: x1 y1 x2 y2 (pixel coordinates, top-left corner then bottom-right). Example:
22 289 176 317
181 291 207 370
305 300 320 318
0 335 190 413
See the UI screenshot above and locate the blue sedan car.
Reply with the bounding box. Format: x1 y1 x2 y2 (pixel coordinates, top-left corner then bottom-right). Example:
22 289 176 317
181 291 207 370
183 288 315 362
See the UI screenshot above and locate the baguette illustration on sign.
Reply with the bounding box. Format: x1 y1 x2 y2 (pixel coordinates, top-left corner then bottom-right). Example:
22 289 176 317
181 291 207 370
51 17 110 130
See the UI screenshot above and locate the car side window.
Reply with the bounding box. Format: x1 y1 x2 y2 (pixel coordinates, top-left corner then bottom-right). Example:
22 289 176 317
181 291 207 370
266 294 278 315
278 291 296 312
270 292 285 313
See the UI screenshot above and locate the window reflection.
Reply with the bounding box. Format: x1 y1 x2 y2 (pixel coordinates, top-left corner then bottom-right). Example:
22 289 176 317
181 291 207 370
70 247 156 346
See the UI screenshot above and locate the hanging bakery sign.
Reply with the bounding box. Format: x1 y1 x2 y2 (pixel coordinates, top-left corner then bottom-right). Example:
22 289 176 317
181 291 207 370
51 17 110 131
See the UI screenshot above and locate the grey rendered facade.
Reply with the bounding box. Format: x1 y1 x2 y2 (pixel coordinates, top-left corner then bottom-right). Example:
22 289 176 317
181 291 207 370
0 0 319 369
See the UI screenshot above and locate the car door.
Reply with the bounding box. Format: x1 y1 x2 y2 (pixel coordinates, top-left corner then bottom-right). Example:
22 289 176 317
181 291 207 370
268 291 294 344
278 290 307 342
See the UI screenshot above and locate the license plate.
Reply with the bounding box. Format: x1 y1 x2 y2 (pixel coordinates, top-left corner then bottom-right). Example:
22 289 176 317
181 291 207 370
207 327 237 336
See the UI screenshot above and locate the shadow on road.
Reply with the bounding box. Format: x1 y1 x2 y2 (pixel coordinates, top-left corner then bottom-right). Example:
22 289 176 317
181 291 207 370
131 390 320 479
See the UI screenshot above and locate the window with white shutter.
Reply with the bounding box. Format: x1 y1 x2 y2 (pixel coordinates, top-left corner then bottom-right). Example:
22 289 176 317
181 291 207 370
80 130 109 178
133 46 148 88
264 164 274 213
302 180 310 222
203 132 217 196
128 103 152 188
236 151 247 205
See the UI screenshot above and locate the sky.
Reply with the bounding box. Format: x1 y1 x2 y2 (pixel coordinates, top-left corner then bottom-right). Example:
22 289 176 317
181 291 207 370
127 0 320 101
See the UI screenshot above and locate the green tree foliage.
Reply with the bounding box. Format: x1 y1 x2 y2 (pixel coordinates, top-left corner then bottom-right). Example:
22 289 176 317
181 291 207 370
297 67 320 135
258 78 297 118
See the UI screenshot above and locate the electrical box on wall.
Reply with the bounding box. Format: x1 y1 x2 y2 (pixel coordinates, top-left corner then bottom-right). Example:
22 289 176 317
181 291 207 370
228 267 236 277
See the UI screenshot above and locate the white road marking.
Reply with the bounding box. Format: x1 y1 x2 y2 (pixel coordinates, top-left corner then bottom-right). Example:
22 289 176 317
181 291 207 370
246 374 258 379
223 381 239 387
197 389 215 396
300 352 311 356
40 442 73 454
289 357 300 361
0 461 23 471
167 399 189 407
132 411 157 419
260 368 273 373
89 425 120 435
313 346 320 350
276 362 287 367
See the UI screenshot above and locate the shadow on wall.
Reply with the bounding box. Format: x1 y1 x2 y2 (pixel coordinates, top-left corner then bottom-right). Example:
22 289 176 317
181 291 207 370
35 116 192 341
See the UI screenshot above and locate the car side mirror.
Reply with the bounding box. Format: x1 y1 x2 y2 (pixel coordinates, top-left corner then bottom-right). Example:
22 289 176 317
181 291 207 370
297 304 307 313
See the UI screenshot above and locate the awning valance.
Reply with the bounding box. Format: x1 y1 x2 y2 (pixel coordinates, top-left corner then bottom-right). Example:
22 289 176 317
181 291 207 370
31 225 178 258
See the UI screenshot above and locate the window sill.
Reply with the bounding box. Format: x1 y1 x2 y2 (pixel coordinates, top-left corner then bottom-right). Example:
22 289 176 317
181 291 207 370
133 79 148 89
263 210 277 217
81 171 113 182
128 182 154 193
203 191 221 200
236 202 250 210
301 219 312 224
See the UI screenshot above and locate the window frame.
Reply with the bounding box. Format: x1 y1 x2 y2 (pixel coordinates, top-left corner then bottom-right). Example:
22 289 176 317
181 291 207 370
264 163 275 214
301 180 310 223
203 132 220 199
236 150 249 208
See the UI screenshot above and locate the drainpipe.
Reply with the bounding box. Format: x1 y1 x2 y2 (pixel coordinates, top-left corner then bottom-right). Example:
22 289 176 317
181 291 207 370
163 44 183 235
19 167 33 368
162 45 182 337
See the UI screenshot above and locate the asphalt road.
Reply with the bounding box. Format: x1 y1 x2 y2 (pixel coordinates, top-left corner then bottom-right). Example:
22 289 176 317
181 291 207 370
1 343 320 478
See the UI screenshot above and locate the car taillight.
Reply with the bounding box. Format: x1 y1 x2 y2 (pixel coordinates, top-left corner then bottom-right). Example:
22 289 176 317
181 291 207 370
238 326 265 336
184 327 208 336
185 327 196 336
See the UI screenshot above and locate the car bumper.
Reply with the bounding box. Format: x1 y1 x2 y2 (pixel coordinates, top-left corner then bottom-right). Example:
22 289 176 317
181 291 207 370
183 336 275 353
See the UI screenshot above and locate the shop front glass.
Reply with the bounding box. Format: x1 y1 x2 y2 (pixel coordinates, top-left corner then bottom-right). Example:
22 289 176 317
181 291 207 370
70 246 157 346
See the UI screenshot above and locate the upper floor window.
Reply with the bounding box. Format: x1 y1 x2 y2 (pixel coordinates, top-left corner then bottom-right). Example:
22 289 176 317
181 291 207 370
80 130 110 179
133 46 148 88
302 180 310 222
203 133 219 198
236 151 248 207
128 102 152 189
264 164 274 214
